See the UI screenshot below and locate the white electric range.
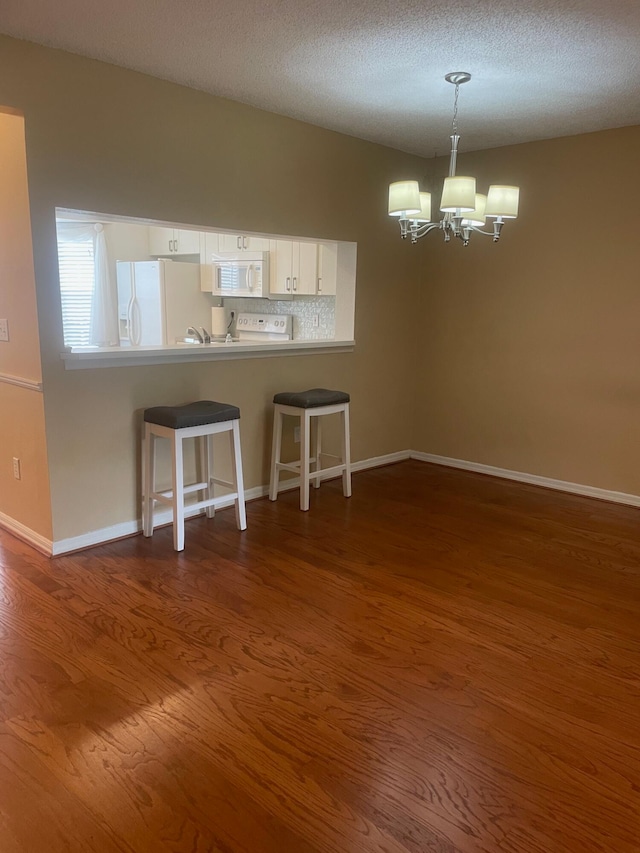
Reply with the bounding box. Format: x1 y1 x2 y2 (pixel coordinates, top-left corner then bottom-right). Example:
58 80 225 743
236 312 293 342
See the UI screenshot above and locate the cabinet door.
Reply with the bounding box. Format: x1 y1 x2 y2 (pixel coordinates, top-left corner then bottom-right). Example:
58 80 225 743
270 240 295 295
291 242 318 295
200 232 220 262
217 233 271 252
175 229 201 254
317 242 338 295
218 233 244 252
148 226 176 255
244 235 270 251
200 232 220 292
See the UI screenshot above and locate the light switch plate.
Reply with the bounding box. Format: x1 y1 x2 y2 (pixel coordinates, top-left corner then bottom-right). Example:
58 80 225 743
0 319 8 342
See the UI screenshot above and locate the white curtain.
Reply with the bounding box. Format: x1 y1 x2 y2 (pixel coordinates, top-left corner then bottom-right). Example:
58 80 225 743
57 221 119 346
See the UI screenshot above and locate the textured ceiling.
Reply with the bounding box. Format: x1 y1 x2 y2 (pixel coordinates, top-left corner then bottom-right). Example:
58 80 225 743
1 0 640 156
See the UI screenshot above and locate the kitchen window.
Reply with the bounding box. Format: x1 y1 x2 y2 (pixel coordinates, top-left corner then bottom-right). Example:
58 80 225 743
56 209 356 368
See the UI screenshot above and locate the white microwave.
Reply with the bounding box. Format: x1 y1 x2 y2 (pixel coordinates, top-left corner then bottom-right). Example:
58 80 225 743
208 251 269 298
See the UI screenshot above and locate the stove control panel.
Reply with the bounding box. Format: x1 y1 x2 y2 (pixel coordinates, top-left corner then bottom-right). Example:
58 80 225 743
236 313 292 338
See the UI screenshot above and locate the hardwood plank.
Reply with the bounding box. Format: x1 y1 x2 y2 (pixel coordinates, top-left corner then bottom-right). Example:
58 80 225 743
1 460 640 851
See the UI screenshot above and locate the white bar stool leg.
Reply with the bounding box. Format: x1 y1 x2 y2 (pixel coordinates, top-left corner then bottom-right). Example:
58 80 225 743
171 430 185 551
142 422 155 537
313 417 322 489
203 433 215 519
269 406 283 501
300 409 311 511
230 419 247 530
341 402 352 498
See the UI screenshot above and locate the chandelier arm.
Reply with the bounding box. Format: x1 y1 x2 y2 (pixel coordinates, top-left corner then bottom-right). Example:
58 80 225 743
411 222 442 239
468 220 504 242
397 220 443 240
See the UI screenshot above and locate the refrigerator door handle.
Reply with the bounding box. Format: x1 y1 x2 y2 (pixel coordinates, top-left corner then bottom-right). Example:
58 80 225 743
126 262 136 344
126 297 134 342
129 263 142 346
130 298 142 346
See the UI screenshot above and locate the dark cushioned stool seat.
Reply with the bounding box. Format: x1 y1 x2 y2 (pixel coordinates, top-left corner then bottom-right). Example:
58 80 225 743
273 388 350 409
144 400 240 430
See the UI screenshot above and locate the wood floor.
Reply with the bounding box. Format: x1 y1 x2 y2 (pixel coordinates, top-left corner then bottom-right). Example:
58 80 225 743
1 460 640 852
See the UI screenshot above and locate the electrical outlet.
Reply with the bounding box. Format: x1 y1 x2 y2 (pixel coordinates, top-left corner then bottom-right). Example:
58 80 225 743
12 457 21 480
312 314 320 328
0 319 8 342
294 426 300 443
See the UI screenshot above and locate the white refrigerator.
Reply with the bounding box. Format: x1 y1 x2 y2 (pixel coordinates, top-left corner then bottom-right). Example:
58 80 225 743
116 260 211 346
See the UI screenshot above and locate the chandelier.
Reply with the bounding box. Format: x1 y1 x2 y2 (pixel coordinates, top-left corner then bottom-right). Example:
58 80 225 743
388 73 520 247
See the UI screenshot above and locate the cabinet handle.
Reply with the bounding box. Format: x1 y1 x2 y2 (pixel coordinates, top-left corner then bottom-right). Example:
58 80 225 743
237 236 242 250
292 276 297 292
317 277 322 294
286 276 291 292
243 236 248 249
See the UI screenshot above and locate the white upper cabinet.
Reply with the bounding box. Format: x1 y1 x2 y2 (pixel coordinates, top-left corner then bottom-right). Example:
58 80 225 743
199 231 220 264
148 226 201 256
270 240 318 296
217 233 271 252
317 243 338 296
148 226 174 255
175 229 201 254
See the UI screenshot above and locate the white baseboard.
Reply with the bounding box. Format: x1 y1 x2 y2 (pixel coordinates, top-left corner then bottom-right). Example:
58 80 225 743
411 451 640 509
39 448 636 557
352 450 411 471
0 510 53 556
50 483 269 556
50 450 410 556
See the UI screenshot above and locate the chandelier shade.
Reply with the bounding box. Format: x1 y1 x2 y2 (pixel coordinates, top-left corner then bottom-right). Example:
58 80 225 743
485 185 520 219
461 193 487 227
411 192 432 223
388 180 421 217
387 73 520 247
440 176 476 213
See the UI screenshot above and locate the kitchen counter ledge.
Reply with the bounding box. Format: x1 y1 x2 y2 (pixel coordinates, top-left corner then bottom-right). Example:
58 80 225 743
61 339 355 370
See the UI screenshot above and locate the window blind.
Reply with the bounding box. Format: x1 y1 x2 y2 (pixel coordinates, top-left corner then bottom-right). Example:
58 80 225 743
57 238 95 347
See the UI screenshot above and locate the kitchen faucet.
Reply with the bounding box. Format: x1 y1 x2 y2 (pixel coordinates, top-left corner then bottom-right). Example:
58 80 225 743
186 326 204 343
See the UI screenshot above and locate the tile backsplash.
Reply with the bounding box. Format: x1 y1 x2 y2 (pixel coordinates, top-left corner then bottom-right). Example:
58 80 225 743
222 296 335 341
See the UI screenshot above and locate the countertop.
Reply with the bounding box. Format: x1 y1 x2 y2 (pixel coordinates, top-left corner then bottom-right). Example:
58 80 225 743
61 338 355 369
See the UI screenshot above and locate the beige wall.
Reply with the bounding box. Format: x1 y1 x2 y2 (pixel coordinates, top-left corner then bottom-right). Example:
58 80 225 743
2 34 637 546
415 126 640 493
0 36 423 543
0 108 52 539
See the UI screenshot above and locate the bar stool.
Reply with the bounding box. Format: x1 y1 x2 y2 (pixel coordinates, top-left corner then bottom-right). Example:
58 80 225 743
269 388 351 511
142 400 246 551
